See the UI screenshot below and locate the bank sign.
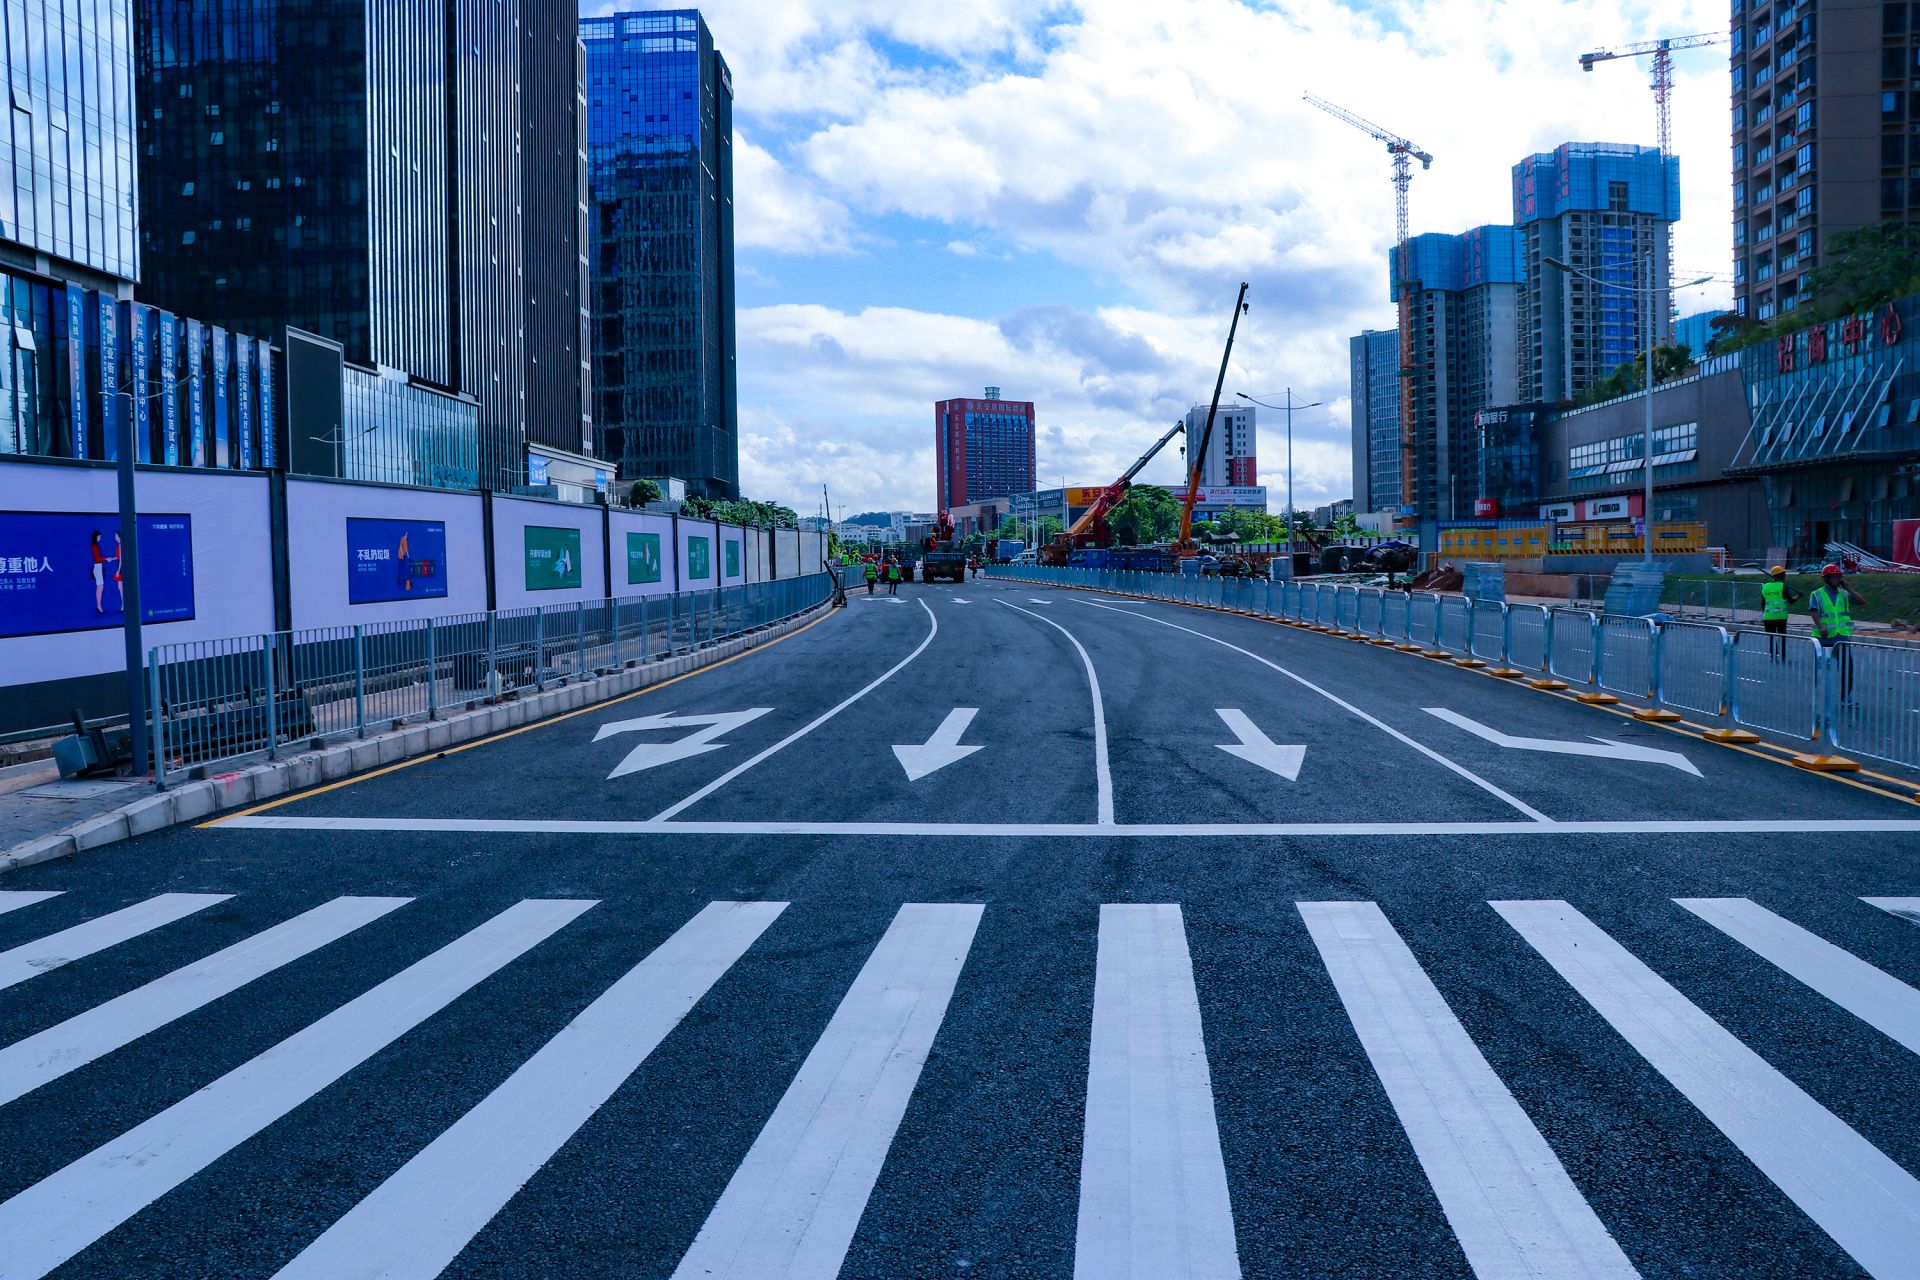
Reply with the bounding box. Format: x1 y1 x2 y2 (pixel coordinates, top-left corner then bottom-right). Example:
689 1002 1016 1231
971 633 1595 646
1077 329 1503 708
346 517 447 605
0 510 195 638
524 525 582 590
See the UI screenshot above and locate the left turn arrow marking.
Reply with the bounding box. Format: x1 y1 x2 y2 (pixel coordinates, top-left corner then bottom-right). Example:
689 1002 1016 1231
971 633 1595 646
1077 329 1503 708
593 709 774 779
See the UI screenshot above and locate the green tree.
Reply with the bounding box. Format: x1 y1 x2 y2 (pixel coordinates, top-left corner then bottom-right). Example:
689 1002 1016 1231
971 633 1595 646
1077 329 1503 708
1570 342 1695 408
623 478 664 508
680 494 714 518
1330 512 1364 539
1802 221 1920 317
1108 484 1181 545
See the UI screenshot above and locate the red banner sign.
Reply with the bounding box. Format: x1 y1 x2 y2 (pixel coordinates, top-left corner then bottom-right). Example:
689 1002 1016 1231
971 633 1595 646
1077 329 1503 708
1895 519 1920 568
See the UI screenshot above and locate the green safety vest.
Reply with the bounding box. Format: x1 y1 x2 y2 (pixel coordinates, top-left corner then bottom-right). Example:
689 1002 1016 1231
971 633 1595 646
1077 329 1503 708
1760 580 1789 622
864 565 877 580
1810 586 1852 637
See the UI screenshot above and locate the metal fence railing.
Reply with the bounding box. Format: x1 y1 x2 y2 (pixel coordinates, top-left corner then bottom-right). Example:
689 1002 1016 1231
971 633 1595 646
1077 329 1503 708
984 565 1920 773
149 572 836 786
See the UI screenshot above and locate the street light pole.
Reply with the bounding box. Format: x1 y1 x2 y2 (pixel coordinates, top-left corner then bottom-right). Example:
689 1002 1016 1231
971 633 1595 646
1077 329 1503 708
114 393 147 776
1236 390 1321 575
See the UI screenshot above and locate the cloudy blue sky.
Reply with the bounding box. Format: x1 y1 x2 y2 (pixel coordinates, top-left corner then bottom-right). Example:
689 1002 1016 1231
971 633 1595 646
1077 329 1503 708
587 0 1733 517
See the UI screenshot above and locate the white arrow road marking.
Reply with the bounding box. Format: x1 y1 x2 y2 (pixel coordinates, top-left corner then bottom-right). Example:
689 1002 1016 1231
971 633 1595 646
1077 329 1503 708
593 709 774 779
1028 598 1054 604
893 708 984 782
951 597 973 604
1423 707 1702 777
1214 709 1306 781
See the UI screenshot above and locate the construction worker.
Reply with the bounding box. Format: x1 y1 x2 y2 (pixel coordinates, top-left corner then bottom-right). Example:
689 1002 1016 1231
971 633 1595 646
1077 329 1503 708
968 555 981 579
885 558 901 595
863 560 878 594
1809 563 1869 705
1760 566 1800 660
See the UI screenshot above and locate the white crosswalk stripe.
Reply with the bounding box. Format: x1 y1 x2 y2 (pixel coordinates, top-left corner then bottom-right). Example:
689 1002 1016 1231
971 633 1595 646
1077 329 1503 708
0 898 594 1280
672 903 982 1280
1677 897 1920 1057
0 891 61 917
0 895 411 1108
1496 899 1920 1279
1301 901 1637 1278
1076 904 1239 1280
277 900 785 1280
0 893 231 991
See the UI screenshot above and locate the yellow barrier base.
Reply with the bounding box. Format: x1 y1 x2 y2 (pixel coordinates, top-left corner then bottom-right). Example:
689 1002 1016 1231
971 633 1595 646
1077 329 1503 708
1632 708 1683 723
1528 678 1569 690
1488 667 1525 679
1422 650 1453 659
1395 643 1424 652
1790 754 1861 773
1576 692 1620 705
1704 728 1762 744
1454 658 1488 669
1369 638 1395 646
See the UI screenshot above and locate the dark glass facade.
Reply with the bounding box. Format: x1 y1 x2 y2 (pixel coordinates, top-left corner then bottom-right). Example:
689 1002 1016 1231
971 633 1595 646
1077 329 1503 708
341 364 480 489
134 1 590 492
0 0 140 287
522 23 589 457
582 9 738 499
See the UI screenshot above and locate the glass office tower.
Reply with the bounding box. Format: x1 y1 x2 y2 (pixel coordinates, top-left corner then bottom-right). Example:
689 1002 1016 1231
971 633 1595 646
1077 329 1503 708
581 9 738 499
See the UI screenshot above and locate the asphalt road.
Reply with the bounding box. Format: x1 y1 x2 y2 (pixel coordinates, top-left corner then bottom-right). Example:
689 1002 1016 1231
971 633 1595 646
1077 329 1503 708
3 576 1920 1279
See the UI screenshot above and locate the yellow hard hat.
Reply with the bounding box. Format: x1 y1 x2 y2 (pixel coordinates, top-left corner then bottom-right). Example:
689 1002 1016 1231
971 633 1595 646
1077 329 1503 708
1768 565 1786 575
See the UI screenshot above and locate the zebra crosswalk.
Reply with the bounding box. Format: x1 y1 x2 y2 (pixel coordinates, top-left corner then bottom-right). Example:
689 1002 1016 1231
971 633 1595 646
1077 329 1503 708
0 888 1917 1277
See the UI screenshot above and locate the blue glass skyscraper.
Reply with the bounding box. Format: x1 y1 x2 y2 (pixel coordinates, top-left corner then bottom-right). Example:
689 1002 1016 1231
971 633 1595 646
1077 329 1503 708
581 9 738 499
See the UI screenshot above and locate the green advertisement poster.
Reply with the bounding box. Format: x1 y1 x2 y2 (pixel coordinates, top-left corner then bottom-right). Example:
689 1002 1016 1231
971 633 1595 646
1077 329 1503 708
724 540 740 579
524 525 582 590
688 535 711 580
626 531 662 584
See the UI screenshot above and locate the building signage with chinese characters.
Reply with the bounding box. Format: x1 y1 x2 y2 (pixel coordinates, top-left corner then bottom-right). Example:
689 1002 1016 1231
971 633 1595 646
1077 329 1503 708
346 517 447 605
235 339 253 469
159 314 179 465
98 297 118 456
65 285 86 457
257 337 276 467
0 511 196 638
130 306 150 454
1772 303 1905 374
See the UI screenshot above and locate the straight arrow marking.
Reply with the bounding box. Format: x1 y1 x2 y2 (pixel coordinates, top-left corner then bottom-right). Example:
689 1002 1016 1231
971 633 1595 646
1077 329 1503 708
1424 707 1702 777
594 709 775 779
1215 709 1306 781
893 708 984 782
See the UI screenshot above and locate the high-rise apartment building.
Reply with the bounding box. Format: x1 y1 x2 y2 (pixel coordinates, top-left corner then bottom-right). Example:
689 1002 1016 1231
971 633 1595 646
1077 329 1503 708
936 387 1036 509
133 1 589 488
582 9 738 499
1390 224 1523 521
1182 403 1257 488
1348 329 1401 515
1731 1 1891 321
1513 143 1680 405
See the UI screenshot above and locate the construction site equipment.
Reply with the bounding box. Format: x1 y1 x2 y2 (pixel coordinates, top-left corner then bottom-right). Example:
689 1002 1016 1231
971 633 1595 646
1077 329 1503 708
1304 94 1432 525
1172 282 1251 558
920 512 966 582
1036 418 1186 567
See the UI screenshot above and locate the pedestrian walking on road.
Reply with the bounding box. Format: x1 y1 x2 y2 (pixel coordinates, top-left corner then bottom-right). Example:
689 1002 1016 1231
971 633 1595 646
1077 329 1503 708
863 561 878 594
968 556 981 579
1810 563 1868 706
886 560 901 594
1761 566 1799 660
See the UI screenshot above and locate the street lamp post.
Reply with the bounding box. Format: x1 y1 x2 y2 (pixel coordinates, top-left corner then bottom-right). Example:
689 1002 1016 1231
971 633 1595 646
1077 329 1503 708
1543 255 1712 564
1235 390 1321 574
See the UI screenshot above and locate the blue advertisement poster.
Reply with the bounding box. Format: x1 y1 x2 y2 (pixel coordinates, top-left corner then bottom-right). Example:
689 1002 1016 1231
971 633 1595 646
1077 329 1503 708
0 511 195 639
234 338 252 470
159 312 179 466
211 326 229 467
186 319 205 467
256 337 275 467
65 285 86 458
346 517 448 605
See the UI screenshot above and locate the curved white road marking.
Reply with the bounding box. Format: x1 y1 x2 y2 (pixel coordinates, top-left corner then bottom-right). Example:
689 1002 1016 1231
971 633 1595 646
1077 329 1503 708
1079 602 1551 823
1002 601 1115 826
652 599 940 821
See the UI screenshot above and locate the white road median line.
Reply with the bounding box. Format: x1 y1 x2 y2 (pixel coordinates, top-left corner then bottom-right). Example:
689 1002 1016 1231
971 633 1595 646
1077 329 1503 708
652 599 940 821
0 896 412 1109
1002 601 1115 826
219 815 1920 838
0 894 231 992
1863 898 1920 928
1082 602 1550 823
672 903 982 1280
1076 904 1239 1280
277 900 786 1280
1299 901 1637 1279
1495 899 1920 1278
0 898 594 1280
0 892 61 917
1677 898 1920 1057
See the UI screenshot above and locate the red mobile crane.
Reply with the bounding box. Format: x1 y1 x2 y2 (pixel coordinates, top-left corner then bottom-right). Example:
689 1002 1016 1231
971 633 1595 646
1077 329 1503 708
1035 419 1186 566
1172 282 1251 557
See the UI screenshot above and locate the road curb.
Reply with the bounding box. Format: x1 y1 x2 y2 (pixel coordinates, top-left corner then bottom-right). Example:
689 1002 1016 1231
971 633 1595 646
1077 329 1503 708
0 601 836 875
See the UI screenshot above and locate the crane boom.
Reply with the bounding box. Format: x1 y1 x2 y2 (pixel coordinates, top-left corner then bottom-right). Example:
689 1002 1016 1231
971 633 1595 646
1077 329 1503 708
1060 418 1184 542
1174 282 1251 555
1302 93 1432 168
1578 32 1722 67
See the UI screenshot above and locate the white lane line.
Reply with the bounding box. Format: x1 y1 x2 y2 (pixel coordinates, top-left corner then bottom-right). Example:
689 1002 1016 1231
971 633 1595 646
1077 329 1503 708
1081 602 1551 823
0 894 232 992
672 903 982 1280
651 599 940 821
218 815 1920 839
278 900 785 1280
0 892 61 917
1299 901 1637 1279
0 896 412 1109
1001 602 1115 826
1677 898 1920 1056
0 898 594 1280
1864 898 1920 928
1495 899 1920 1277
1076 904 1240 1280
